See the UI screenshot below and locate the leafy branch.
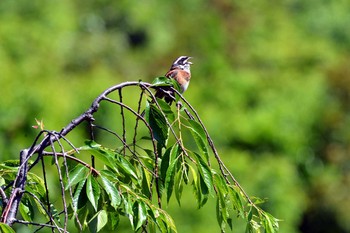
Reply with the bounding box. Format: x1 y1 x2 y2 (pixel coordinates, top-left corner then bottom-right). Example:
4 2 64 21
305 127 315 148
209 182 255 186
0 79 279 232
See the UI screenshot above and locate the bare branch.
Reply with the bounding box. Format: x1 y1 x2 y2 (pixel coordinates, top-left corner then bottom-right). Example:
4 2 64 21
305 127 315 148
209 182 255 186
13 219 65 232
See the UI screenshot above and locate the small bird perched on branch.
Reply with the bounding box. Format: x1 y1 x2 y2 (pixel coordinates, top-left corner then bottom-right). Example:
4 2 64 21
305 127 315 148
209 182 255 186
155 56 192 104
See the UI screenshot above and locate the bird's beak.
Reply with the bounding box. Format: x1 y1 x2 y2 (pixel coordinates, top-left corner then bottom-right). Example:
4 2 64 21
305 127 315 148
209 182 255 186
187 57 193 64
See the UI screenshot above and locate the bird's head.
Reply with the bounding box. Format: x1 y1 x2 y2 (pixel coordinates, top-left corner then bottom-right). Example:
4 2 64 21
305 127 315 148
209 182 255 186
171 56 193 72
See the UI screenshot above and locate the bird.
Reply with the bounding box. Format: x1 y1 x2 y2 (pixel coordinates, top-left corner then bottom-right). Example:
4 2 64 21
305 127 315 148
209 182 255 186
155 56 192 104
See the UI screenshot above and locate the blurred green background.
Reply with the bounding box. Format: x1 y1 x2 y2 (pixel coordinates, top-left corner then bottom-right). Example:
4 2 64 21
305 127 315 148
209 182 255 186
1 0 350 232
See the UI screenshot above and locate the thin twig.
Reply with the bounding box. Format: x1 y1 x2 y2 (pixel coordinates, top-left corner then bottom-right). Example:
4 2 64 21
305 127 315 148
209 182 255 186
13 219 65 231
51 135 83 230
33 210 66 233
133 90 145 156
40 155 53 232
0 187 8 209
119 88 127 155
23 190 63 232
41 152 100 176
49 135 68 232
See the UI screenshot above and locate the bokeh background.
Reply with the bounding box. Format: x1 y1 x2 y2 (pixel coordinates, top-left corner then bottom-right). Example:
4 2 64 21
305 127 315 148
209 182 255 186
1 1 350 232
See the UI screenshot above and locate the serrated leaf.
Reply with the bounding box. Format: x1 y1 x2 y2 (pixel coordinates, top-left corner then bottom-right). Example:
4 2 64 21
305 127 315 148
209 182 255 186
115 154 138 181
160 146 172 184
157 98 175 121
187 120 209 161
228 186 244 218
165 144 180 203
101 176 121 209
199 175 209 206
146 103 169 147
97 210 108 232
65 164 90 190
261 211 279 233
88 209 108 233
123 195 136 230
189 164 201 207
192 152 214 196
174 168 184 206
72 179 86 211
133 201 147 230
216 195 227 232
141 167 152 197
215 182 231 232
86 175 101 212
151 76 181 93
152 76 173 86
99 169 117 180
156 209 177 233
80 142 119 172
100 174 121 208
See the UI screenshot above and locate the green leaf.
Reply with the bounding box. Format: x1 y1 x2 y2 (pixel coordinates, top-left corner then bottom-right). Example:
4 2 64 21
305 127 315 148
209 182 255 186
189 164 204 208
151 76 181 93
156 210 177 233
174 168 184 206
27 192 47 218
228 186 244 218
133 201 148 231
72 179 86 211
216 196 225 232
152 76 173 86
141 167 152 198
97 210 108 232
157 98 175 122
213 173 235 231
192 152 214 196
0 223 16 233
19 202 32 222
65 164 89 190
88 209 108 232
245 210 261 233
187 119 209 161
215 183 232 232
261 211 279 233
80 141 119 173
100 174 121 208
86 175 101 212
123 195 136 230
199 175 209 206
26 172 46 197
146 103 169 147
115 154 138 181
160 146 172 184
165 144 180 203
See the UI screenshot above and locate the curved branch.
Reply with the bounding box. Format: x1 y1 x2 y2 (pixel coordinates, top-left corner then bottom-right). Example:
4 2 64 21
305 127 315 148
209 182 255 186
1 81 152 225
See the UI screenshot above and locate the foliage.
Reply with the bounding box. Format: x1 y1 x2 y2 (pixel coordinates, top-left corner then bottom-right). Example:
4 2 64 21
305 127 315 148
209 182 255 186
0 80 279 232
